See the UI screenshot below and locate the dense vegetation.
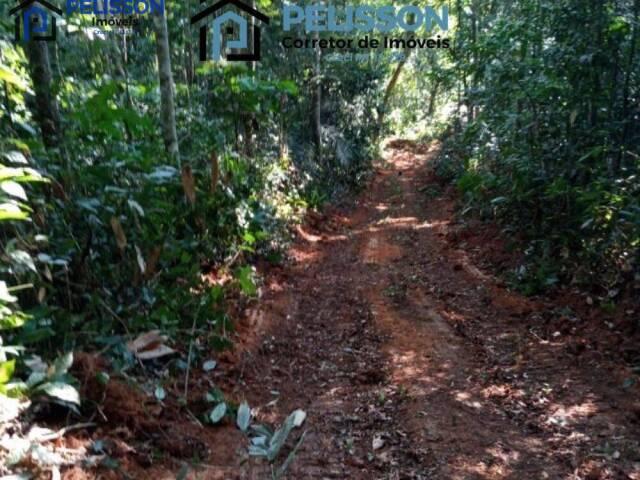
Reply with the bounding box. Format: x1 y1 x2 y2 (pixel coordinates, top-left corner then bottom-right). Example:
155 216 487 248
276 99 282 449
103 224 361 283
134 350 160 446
424 0 640 296
0 0 389 405
0 0 638 474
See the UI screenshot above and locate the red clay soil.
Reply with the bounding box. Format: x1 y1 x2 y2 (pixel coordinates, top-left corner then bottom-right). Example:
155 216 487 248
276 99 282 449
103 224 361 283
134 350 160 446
70 141 640 479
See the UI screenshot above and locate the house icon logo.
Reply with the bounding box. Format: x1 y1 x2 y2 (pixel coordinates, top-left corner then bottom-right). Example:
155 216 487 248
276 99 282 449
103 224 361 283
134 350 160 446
191 0 269 62
10 0 62 42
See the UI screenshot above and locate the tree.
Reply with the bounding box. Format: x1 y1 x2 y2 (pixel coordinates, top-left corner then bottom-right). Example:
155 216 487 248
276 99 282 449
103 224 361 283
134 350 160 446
313 30 322 161
152 8 180 164
24 33 61 149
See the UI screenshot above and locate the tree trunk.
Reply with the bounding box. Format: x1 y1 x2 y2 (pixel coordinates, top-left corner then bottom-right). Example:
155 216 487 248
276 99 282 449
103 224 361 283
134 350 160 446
152 9 180 164
469 0 478 123
614 0 639 172
314 30 322 161
379 48 413 127
455 0 464 123
427 80 440 117
24 40 61 149
278 94 288 160
184 0 195 85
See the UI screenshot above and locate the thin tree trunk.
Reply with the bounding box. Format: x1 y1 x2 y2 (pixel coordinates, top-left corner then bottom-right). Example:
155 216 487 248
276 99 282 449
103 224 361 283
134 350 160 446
379 48 413 127
278 94 288 160
455 0 464 123
25 40 61 150
614 0 639 172
427 80 440 117
314 30 322 161
109 38 133 142
184 0 195 86
152 9 180 164
469 0 478 123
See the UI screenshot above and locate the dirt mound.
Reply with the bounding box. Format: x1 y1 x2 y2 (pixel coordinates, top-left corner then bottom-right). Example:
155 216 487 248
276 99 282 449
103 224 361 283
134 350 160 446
74 353 158 433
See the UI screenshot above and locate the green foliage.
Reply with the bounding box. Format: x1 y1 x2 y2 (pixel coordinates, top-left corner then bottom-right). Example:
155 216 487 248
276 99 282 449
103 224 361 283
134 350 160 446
236 401 252 432
0 0 386 438
25 352 81 406
0 134 78 412
247 408 307 479
429 0 640 293
208 401 227 424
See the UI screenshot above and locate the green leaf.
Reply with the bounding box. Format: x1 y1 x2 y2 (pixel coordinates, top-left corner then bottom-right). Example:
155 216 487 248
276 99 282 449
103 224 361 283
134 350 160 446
0 203 29 221
0 281 17 303
0 312 29 330
248 444 269 458
2 151 28 165
127 199 145 216
8 250 36 273
1 181 27 201
0 66 27 90
202 360 217 372
267 420 294 461
209 402 227 424
235 266 257 296
96 372 110 386
154 386 166 401
251 424 273 438
243 232 256 244
0 360 16 384
26 371 47 388
251 435 268 447
276 430 307 478
38 381 81 405
277 80 299 96
265 409 306 462
53 352 74 377
237 401 251 432
291 409 306 427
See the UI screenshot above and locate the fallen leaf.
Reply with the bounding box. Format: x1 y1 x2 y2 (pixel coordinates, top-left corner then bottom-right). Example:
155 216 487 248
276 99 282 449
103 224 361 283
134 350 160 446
110 217 127 252
203 360 217 372
155 386 166 401
237 402 251 432
135 245 146 274
126 331 176 360
209 402 227 423
181 165 196 204
135 345 175 361
292 409 306 427
126 330 163 351
145 245 163 279
372 435 385 450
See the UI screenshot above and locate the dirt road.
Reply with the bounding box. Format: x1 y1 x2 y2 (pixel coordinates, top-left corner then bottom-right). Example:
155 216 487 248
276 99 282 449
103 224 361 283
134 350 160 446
131 141 639 479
